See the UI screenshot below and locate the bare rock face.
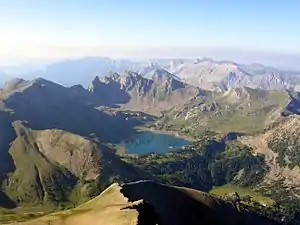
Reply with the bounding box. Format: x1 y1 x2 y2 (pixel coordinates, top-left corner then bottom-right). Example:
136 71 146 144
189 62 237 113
89 70 200 115
163 59 296 91
33 129 101 180
16 57 300 91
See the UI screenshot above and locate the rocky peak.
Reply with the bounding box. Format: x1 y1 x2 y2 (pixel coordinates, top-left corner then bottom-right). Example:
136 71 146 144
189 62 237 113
144 68 179 82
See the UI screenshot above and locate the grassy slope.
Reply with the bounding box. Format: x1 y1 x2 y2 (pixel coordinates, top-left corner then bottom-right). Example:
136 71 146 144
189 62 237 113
3 181 278 225
5 183 139 225
209 184 274 206
0 121 146 212
0 205 56 224
2 121 99 205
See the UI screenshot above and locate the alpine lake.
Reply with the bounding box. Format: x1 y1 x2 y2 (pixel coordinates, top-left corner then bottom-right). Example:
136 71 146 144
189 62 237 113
117 131 191 154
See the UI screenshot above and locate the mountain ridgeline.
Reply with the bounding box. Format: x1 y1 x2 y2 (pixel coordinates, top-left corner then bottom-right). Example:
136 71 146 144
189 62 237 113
88 69 199 114
14 181 279 225
2 57 299 91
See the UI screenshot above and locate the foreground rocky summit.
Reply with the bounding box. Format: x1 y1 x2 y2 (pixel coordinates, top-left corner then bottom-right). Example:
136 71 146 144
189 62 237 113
15 181 278 225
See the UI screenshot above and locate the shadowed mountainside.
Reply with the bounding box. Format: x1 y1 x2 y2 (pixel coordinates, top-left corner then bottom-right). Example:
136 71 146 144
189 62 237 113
0 77 145 142
14 181 279 225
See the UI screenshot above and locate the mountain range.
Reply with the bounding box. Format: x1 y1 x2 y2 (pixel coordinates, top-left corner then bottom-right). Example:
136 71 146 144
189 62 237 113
2 58 300 224
1 57 300 92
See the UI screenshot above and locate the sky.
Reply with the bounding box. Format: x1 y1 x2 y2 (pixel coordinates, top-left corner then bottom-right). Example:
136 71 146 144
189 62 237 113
0 0 299 65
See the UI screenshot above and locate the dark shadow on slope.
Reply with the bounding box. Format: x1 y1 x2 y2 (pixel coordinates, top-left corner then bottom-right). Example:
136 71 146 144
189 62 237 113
3 83 144 143
121 200 160 225
283 91 300 116
0 112 16 209
121 181 279 225
92 82 131 106
0 190 16 209
70 84 120 108
95 145 152 194
0 112 16 182
285 98 300 115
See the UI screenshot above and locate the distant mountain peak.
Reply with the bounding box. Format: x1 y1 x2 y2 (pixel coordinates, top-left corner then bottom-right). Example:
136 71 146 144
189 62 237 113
143 68 181 82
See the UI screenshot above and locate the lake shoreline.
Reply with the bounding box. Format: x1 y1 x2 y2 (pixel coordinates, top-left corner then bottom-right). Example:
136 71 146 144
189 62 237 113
135 126 195 142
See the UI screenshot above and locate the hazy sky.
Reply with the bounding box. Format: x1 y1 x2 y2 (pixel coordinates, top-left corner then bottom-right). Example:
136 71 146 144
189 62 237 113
0 0 299 62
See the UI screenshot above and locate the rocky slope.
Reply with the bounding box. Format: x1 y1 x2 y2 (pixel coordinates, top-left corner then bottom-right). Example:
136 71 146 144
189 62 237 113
13 181 279 225
156 87 300 135
88 69 199 115
162 59 298 91
241 115 300 187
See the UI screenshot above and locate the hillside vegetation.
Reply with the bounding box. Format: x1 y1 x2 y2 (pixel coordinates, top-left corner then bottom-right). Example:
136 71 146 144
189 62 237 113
122 136 267 191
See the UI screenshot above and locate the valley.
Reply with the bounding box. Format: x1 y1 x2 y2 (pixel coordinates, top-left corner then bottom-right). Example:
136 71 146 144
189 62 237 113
1 60 300 224
2 0 300 223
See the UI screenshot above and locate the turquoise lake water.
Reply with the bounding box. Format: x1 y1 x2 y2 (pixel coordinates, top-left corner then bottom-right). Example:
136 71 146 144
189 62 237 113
118 131 190 154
